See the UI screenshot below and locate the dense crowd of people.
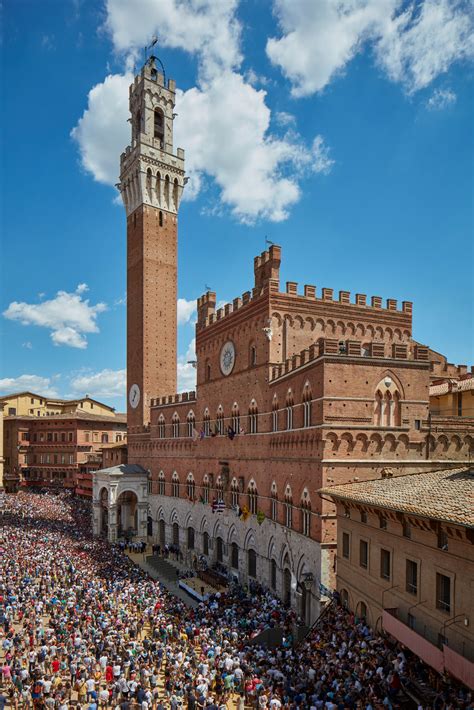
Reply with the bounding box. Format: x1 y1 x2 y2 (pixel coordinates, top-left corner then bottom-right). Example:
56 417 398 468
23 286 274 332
0 490 472 709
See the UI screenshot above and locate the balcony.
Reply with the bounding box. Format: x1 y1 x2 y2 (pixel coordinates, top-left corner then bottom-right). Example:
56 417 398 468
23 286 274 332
383 608 474 690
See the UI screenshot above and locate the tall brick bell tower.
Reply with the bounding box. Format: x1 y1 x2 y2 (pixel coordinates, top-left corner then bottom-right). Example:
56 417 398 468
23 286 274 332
119 57 186 428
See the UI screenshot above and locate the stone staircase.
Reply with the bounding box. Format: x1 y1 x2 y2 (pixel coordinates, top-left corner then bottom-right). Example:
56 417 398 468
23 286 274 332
146 554 185 581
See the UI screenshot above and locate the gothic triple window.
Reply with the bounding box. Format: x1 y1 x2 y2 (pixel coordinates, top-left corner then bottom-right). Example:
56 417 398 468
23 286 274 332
249 400 258 434
270 483 278 521
230 478 240 507
171 472 179 498
172 413 180 438
187 411 195 438
202 476 210 504
186 474 195 501
301 490 311 537
158 471 165 496
158 416 165 438
248 481 258 515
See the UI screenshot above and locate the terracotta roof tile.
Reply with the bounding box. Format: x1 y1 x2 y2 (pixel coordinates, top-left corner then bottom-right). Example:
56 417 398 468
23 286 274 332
319 467 474 528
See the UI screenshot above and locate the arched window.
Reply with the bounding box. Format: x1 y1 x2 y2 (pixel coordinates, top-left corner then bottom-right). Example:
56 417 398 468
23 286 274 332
164 174 170 209
154 108 164 144
187 526 195 550
159 210 163 227
156 171 162 204
284 486 293 528
135 109 141 138
249 343 257 367
187 473 195 501
230 478 240 507
271 559 277 590
158 471 165 496
302 383 312 428
146 167 152 198
203 531 209 556
172 413 180 438
158 415 166 438
248 480 258 515
270 482 278 521
374 377 401 427
101 433 109 443
249 400 258 434
216 406 224 435
187 411 196 438
248 549 257 578
231 403 240 433
203 409 211 436
171 472 179 498
173 178 179 210
202 475 210 504
301 490 311 537
206 361 211 382
272 396 279 432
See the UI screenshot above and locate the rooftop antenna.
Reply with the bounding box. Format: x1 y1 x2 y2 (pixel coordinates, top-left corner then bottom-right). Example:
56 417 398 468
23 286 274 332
265 235 274 247
205 284 211 292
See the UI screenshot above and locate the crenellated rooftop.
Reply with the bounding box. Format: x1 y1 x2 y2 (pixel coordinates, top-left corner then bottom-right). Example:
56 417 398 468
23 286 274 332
150 390 196 408
270 339 429 382
196 245 412 332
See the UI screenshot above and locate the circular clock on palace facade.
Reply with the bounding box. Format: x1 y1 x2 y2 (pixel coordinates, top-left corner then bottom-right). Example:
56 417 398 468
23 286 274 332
129 383 141 409
220 341 236 376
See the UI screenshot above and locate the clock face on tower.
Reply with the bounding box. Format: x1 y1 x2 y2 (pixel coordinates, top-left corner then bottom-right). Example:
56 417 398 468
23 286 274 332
129 383 141 409
220 341 236 376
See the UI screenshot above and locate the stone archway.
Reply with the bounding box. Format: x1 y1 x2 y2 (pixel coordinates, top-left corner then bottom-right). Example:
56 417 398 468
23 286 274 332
92 464 149 543
283 568 292 606
216 536 224 563
117 490 138 538
159 519 166 547
172 522 180 547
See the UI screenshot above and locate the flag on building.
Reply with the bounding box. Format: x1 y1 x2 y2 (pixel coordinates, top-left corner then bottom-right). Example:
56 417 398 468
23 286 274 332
212 499 226 513
239 504 250 521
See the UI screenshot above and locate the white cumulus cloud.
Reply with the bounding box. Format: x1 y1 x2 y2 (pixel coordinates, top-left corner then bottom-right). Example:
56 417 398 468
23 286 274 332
71 72 132 186
71 0 333 223
177 297 197 325
0 374 59 398
69 368 126 399
267 0 474 97
426 87 457 109
104 0 242 78
177 338 197 392
3 284 107 350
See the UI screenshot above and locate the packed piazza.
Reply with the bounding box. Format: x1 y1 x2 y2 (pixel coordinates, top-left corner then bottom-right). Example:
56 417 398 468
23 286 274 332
0 489 473 709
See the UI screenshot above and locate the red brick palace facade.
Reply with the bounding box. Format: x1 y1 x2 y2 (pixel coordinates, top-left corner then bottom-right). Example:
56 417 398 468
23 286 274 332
99 58 473 624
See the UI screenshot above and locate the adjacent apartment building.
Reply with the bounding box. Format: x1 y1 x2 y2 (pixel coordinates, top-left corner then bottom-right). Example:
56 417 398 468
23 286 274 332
1 392 126 494
320 467 474 689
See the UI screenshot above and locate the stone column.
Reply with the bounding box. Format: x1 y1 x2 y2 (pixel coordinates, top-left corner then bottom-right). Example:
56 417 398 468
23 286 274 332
137 502 148 541
108 504 118 543
92 501 101 537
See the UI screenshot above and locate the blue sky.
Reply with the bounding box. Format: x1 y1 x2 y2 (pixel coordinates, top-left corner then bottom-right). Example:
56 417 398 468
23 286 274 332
1 0 473 412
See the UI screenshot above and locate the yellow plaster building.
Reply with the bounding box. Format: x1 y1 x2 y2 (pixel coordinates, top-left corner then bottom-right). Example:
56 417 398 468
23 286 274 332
0 392 116 418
